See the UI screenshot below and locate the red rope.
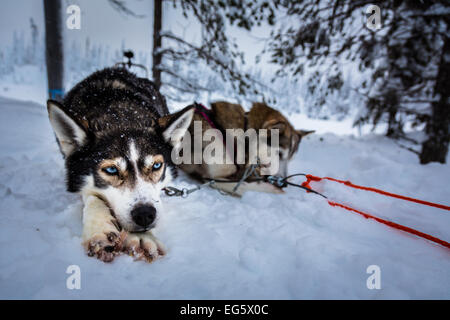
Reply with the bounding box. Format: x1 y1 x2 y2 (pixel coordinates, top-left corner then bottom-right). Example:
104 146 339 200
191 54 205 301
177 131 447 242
301 175 450 250
304 175 450 211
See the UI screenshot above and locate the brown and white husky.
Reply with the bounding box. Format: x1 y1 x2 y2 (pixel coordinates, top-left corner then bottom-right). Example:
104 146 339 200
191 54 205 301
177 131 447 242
179 101 314 195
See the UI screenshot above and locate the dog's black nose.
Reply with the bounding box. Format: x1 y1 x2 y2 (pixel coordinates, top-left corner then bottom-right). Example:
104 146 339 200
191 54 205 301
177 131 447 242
131 205 156 228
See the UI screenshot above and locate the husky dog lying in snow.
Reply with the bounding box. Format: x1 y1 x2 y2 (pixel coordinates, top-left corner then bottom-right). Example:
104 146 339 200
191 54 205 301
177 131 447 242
179 101 314 196
47 68 194 262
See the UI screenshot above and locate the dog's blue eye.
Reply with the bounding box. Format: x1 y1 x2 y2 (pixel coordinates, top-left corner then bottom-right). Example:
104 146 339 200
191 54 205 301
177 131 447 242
152 162 162 170
103 166 118 175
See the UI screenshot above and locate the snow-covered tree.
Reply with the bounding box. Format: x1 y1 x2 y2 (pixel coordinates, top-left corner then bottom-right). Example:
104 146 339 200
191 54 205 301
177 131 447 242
223 0 449 164
108 0 265 101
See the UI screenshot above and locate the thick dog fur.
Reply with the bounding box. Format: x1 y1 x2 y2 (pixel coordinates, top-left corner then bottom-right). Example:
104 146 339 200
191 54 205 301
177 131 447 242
180 101 313 196
47 67 194 262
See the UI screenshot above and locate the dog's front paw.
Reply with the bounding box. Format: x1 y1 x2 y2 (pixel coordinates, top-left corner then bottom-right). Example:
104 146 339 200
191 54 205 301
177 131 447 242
84 230 126 262
123 232 166 263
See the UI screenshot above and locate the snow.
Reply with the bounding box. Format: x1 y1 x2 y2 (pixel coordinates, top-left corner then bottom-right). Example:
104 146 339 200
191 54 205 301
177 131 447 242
0 65 48 105
0 95 449 299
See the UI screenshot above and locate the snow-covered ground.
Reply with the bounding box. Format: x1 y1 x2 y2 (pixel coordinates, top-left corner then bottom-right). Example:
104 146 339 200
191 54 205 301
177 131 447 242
0 94 449 299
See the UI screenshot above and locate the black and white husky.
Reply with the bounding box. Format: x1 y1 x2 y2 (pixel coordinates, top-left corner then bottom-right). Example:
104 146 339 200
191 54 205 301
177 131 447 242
47 68 193 262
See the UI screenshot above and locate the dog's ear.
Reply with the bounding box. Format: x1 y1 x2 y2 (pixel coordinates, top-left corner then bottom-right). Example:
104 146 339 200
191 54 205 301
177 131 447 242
158 106 194 148
47 99 88 158
288 129 314 159
262 119 286 133
296 129 315 137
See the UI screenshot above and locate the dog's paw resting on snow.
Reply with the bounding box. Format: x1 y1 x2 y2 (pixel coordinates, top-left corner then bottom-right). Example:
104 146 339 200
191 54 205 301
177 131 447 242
123 232 166 262
84 229 126 262
81 195 165 263
84 230 166 263
81 195 125 262
84 230 165 263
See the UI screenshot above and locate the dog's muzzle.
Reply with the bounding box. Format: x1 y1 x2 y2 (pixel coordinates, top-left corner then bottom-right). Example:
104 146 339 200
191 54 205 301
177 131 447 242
131 205 157 230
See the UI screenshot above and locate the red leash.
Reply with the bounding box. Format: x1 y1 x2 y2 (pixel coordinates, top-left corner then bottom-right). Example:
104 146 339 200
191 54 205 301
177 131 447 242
301 174 450 249
303 175 450 211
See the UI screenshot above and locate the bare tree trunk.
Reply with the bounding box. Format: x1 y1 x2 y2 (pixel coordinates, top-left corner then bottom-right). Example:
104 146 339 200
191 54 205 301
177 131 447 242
420 36 450 164
44 0 64 101
386 109 399 138
385 89 402 138
152 0 162 90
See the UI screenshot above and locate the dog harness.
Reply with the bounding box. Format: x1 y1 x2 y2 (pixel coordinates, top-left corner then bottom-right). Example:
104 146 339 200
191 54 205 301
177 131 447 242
193 102 248 169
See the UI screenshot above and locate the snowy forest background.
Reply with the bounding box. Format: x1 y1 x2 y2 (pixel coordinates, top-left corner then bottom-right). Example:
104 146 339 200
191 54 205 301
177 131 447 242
0 0 449 164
